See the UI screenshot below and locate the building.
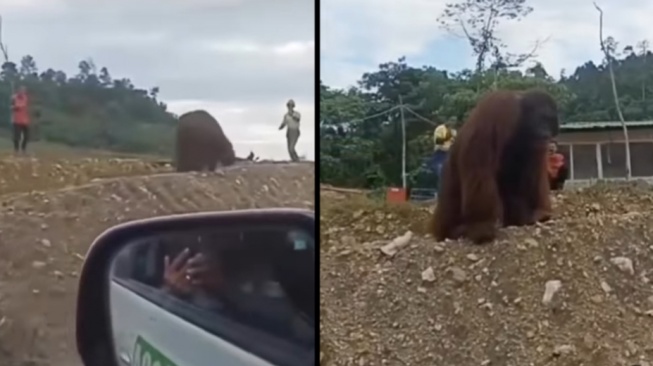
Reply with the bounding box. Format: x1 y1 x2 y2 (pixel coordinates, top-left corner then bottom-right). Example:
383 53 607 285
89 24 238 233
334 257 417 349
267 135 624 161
557 121 653 184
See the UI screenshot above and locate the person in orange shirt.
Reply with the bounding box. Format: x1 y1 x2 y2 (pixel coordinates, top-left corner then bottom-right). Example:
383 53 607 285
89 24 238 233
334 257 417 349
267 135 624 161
548 141 569 191
11 86 30 155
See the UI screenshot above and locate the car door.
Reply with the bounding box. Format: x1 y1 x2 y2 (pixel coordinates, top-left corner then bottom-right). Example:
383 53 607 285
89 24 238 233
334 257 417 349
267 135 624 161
109 231 314 366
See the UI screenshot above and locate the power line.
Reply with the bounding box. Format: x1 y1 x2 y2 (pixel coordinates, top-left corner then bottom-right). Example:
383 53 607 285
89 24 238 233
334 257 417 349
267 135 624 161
330 105 401 125
323 103 443 129
358 105 401 122
324 102 442 189
402 106 439 126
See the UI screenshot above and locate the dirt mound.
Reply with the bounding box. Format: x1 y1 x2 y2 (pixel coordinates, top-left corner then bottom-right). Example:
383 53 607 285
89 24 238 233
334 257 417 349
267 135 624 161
0 157 172 196
321 183 653 366
0 162 314 366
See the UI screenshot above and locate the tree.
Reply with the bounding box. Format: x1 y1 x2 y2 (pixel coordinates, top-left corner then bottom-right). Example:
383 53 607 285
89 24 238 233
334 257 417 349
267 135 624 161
19 55 37 77
594 2 631 179
99 67 112 86
0 15 13 128
636 40 649 102
0 51 180 155
438 0 537 74
149 87 160 100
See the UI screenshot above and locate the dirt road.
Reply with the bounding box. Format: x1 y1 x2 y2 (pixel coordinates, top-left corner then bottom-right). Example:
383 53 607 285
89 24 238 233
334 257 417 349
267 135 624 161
0 159 314 366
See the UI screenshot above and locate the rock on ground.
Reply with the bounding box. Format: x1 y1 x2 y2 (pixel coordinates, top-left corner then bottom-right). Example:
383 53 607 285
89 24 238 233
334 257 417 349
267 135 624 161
321 182 653 366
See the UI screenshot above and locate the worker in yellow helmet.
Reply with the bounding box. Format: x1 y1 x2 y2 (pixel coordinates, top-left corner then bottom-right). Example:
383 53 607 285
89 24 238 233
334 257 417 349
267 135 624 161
429 121 456 187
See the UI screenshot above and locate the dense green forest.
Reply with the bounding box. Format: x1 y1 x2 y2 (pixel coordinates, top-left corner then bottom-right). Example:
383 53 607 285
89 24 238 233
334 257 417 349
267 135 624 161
0 55 176 155
320 0 653 189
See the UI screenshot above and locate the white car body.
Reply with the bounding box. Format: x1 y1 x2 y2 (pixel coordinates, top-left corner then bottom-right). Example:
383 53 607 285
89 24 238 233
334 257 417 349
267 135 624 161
110 281 274 366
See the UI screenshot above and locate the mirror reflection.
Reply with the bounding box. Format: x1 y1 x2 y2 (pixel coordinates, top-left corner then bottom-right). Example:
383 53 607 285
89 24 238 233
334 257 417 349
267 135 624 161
109 223 315 366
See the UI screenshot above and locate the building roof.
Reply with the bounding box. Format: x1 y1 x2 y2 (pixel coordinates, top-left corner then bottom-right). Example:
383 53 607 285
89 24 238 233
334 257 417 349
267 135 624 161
561 121 653 131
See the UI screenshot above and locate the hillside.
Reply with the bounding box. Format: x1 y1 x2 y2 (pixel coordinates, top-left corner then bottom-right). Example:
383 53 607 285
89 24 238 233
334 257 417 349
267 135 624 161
0 155 314 366
0 55 177 156
320 50 653 189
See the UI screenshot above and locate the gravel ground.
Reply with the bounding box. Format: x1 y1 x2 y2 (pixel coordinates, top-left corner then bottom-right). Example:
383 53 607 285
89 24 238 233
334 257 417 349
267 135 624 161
321 182 653 366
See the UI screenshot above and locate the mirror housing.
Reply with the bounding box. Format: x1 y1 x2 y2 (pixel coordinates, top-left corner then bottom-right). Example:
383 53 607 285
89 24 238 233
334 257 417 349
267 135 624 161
75 208 314 366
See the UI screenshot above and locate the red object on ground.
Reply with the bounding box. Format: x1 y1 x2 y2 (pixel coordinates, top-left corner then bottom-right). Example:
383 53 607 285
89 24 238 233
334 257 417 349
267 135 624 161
386 187 408 203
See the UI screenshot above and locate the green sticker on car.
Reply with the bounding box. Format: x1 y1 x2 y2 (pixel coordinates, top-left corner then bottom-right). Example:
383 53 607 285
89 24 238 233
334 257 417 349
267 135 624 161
132 336 178 366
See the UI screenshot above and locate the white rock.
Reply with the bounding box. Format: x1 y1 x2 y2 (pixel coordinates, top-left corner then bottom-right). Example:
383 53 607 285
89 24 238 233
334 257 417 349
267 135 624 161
610 256 634 275
553 344 576 356
379 231 413 257
600 280 612 293
466 253 480 262
421 267 436 282
542 280 562 305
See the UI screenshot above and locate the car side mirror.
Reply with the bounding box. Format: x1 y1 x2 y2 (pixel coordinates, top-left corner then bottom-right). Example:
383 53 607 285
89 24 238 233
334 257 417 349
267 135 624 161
76 208 315 366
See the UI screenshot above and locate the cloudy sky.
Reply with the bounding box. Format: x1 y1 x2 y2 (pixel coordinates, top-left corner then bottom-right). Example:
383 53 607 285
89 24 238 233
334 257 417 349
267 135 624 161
322 0 650 90
1 0 315 160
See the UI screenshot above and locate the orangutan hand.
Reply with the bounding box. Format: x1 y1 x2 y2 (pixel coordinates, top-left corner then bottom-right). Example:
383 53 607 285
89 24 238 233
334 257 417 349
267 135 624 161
533 210 552 223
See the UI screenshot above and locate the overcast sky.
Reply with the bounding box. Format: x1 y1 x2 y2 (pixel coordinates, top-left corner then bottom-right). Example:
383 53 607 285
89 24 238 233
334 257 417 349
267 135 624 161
322 0 647 90
0 0 315 160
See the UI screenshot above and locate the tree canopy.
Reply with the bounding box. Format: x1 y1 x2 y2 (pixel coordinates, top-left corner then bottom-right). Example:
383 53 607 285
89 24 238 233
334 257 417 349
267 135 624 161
0 55 177 155
321 48 653 189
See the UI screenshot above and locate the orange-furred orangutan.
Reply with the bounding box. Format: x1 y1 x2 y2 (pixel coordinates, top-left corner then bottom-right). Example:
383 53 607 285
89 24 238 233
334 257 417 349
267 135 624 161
430 89 560 244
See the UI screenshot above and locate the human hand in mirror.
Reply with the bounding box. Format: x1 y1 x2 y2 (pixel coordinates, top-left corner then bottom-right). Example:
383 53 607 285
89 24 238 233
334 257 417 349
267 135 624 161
163 248 208 297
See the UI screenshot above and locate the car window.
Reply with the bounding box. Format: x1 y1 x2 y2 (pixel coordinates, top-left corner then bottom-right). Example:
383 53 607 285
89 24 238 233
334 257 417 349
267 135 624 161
110 227 315 364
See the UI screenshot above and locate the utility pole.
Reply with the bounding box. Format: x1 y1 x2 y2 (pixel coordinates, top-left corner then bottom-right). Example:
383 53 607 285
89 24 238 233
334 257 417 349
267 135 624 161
398 95 407 189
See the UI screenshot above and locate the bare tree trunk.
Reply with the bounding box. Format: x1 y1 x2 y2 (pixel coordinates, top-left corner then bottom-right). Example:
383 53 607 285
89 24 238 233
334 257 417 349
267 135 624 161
594 3 631 179
0 16 13 128
638 40 649 102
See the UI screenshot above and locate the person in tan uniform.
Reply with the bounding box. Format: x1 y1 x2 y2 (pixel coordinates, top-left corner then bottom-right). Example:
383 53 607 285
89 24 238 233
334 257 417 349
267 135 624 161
279 99 301 162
